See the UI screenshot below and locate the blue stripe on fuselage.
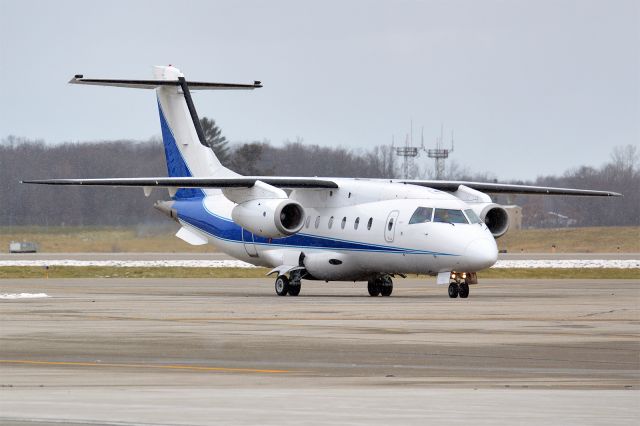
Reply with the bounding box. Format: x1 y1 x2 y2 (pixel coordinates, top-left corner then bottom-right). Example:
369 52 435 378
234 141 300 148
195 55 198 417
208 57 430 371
175 198 458 256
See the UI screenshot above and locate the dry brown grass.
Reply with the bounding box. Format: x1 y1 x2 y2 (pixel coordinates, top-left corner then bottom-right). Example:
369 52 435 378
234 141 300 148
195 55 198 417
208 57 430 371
0 225 216 253
497 226 640 253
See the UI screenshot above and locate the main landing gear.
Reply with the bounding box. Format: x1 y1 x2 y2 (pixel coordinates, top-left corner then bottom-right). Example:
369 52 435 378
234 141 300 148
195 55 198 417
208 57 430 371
448 271 475 299
367 275 393 297
275 271 302 296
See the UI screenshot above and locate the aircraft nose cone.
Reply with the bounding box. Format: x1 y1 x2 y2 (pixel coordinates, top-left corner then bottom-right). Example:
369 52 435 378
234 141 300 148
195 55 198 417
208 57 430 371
464 238 498 270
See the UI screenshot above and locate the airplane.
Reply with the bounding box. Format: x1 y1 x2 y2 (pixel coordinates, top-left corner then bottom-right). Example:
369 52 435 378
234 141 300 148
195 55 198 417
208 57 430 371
23 66 621 298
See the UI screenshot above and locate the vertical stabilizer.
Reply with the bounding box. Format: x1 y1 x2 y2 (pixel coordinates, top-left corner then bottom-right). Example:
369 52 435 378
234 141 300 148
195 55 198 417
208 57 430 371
154 66 237 198
67 66 262 200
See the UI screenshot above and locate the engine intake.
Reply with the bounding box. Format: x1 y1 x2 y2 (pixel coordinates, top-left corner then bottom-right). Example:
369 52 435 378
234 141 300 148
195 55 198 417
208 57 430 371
232 198 305 239
476 204 510 238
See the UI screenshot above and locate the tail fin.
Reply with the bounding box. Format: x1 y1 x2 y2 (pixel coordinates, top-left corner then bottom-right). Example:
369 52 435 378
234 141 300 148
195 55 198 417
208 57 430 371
69 66 262 199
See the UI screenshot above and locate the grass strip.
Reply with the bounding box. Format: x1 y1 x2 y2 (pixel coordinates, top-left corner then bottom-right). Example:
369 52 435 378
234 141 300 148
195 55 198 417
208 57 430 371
0 267 637 280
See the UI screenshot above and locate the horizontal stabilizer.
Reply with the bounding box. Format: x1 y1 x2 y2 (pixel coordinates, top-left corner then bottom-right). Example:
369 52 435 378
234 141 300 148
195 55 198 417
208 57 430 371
69 76 262 90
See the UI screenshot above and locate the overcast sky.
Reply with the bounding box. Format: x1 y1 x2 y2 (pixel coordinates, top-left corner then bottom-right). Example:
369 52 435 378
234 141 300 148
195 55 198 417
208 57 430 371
1 0 637 180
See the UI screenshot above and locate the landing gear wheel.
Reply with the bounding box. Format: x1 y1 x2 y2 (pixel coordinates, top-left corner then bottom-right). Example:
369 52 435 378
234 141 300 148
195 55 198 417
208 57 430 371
288 284 301 296
380 276 393 297
458 283 469 298
275 275 290 296
367 280 380 296
448 282 459 298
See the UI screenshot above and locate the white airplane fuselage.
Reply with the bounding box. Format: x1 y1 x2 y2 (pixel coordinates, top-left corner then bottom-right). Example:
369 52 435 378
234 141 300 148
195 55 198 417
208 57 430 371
172 178 498 281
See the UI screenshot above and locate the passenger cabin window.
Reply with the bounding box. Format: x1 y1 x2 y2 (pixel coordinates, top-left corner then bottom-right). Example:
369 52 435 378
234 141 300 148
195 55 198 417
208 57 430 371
409 207 433 224
314 216 320 229
464 209 481 224
354 217 360 230
433 209 469 224
341 217 346 229
367 217 373 230
305 216 311 228
328 216 334 229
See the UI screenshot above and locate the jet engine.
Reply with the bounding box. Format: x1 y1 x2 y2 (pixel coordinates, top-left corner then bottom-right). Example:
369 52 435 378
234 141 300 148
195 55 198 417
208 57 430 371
231 198 305 239
472 203 510 238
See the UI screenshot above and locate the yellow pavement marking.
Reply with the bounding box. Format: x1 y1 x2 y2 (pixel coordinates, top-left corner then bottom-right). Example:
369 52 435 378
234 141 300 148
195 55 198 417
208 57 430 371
0 359 290 374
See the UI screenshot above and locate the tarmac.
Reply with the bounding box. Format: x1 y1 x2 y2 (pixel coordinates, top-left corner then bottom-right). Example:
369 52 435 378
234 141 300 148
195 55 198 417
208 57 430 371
0 277 638 425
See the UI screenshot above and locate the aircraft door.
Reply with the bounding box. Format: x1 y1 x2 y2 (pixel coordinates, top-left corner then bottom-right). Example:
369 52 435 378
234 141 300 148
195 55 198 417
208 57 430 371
242 228 259 257
385 210 400 242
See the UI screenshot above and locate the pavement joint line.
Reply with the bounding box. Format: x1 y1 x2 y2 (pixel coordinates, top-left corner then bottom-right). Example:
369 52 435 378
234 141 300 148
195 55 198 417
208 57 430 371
0 359 291 374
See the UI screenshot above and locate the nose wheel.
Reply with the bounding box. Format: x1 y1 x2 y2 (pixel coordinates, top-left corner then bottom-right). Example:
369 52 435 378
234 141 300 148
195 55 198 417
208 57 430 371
459 283 469 298
448 282 459 298
448 273 472 299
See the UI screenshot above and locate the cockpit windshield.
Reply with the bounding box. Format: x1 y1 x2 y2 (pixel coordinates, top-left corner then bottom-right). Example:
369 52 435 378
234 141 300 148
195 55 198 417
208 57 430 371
464 209 482 224
433 208 469 224
409 207 433 224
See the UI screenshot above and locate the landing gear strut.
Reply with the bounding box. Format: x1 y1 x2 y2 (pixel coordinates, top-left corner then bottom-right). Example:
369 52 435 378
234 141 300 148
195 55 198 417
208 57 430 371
367 275 393 297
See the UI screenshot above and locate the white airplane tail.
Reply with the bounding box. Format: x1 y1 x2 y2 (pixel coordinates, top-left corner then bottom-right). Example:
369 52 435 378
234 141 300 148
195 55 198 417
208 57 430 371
154 66 232 180
68 65 262 199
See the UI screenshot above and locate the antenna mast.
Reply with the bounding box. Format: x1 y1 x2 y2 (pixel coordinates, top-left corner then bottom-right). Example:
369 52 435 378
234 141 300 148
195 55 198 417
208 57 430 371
426 124 454 180
395 121 456 180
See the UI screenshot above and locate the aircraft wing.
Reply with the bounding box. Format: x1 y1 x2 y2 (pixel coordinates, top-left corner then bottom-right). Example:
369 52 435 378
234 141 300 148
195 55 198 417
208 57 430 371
21 177 339 189
399 180 622 197
22 177 621 196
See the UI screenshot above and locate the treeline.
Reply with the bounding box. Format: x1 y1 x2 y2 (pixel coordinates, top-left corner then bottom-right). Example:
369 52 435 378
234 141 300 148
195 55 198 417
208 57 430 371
0 135 637 228
0 136 395 227
0 136 166 226
511 145 639 228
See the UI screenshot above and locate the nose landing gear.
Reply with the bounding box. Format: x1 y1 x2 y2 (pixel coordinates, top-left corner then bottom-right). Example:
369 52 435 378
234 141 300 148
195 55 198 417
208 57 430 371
448 272 474 299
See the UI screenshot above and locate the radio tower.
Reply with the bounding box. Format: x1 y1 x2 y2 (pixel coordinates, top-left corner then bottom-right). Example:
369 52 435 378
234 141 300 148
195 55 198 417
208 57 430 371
395 120 418 179
427 125 454 180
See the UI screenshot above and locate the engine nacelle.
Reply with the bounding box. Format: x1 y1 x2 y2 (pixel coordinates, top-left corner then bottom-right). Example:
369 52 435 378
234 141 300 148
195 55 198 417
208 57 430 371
302 251 358 281
472 203 510 238
231 198 305 239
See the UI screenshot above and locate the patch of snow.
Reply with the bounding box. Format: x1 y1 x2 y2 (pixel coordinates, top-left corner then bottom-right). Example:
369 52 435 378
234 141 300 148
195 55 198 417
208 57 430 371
492 260 640 269
0 260 258 268
0 293 49 299
0 259 636 269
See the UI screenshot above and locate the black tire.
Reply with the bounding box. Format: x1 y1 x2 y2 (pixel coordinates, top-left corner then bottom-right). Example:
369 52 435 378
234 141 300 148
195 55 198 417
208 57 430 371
275 275 290 296
288 284 301 296
380 277 393 297
458 283 469 298
448 282 459 298
367 280 380 296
